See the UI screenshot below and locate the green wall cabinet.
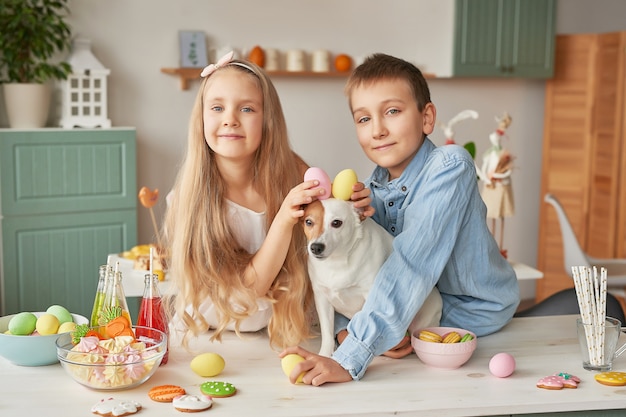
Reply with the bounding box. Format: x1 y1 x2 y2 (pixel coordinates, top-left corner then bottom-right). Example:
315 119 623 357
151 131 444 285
454 0 556 78
0 128 137 318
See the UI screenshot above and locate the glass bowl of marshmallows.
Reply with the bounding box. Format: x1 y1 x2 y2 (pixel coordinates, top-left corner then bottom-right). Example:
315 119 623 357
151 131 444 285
56 326 166 390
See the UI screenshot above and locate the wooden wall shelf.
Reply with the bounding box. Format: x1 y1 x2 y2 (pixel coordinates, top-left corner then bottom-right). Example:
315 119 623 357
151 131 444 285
161 67 351 90
161 67 437 91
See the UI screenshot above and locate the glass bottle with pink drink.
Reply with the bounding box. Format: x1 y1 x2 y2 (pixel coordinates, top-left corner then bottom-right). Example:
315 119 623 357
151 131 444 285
136 273 168 365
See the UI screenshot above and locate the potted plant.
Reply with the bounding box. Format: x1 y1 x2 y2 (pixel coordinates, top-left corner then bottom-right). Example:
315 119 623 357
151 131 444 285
0 0 73 128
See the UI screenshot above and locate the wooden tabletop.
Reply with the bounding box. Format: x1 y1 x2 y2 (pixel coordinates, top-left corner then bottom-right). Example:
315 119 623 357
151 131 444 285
2 315 626 416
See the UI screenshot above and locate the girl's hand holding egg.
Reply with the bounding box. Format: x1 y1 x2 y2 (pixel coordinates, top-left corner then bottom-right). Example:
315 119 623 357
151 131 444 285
304 167 331 200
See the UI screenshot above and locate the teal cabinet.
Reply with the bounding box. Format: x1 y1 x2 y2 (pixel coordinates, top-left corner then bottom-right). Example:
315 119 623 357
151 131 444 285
0 128 137 318
454 0 556 78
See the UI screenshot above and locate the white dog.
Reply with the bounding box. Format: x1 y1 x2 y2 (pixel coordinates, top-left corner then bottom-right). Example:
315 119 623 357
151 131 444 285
303 198 443 357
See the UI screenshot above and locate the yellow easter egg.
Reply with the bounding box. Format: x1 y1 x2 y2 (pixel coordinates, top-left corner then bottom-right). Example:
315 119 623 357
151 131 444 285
332 169 358 201
190 352 225 377
57 321 77 334
35 313 60 335
281 353 305 383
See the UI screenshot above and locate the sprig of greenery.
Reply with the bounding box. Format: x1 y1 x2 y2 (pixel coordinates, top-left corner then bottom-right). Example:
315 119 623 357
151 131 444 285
99 306 123 326
71 323 90 344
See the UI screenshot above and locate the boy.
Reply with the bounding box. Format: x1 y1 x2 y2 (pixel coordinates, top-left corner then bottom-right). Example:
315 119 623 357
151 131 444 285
281 53 519 385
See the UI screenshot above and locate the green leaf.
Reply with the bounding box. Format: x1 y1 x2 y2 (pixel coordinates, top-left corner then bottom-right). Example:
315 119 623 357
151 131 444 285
463 141 477 159
0 0 73 83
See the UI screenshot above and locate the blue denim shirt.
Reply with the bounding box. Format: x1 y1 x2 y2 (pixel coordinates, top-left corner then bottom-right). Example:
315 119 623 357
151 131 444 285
332 138 520 380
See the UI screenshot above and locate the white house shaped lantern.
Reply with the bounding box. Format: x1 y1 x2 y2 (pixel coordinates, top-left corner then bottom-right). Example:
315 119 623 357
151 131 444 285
60 39 111 128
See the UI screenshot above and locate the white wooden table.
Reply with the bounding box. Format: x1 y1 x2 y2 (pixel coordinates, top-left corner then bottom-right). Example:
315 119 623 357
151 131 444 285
2 315 626 416
107 254 171 298
510 261 544 281
115 258 543 298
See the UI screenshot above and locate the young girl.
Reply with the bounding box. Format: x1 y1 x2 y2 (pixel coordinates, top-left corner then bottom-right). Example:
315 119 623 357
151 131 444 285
164 52 370 350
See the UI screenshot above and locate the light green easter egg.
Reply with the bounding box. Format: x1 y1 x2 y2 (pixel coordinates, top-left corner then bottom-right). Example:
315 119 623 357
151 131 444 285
8 312 37 335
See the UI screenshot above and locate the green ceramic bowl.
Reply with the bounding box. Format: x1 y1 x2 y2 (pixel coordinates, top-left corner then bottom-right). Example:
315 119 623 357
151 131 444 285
0 312 88 366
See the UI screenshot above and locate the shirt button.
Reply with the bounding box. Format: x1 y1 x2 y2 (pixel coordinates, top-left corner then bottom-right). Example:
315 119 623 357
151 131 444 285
401 186 407 192
391 227 396 233
388 201 394 207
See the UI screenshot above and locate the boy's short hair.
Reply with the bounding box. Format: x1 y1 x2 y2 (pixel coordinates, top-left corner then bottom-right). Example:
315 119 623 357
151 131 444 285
345 53 431 111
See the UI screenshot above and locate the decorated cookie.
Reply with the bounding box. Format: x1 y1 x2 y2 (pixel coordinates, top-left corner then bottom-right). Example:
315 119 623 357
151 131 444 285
148 384 186 402
200 381 237 398
91 398 142 416
595 371 626 386
172 395 213 413
536 373 580 390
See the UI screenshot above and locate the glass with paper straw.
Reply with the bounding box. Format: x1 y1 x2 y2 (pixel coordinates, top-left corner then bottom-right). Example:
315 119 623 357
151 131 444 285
573 266 626 371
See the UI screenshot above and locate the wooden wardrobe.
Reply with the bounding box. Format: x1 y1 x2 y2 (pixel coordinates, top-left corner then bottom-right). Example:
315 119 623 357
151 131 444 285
536 31 626 303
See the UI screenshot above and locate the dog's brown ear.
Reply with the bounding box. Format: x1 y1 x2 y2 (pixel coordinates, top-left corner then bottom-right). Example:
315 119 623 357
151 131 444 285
355 206 367 222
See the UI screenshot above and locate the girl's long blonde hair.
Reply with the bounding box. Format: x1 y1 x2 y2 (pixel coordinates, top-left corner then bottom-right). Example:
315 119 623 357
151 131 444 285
164 60 312 349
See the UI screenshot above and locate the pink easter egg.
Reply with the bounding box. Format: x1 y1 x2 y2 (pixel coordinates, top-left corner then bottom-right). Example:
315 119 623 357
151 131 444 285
304 167 331 200
489 352 516 378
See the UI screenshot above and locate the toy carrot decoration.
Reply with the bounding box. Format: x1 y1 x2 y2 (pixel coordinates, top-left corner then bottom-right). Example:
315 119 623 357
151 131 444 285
71 324 103 344
100 306 134 338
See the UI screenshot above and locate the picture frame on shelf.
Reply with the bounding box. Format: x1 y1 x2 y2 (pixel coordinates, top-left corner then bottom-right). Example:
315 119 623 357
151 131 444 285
178 31 208 68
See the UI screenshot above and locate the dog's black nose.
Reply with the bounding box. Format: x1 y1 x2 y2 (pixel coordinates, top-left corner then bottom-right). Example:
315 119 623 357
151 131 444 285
310 242 325 256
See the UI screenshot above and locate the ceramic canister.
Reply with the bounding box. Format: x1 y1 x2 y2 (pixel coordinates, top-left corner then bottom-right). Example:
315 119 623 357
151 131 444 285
311 49 330 72
286 49 305 71
264 48 280 71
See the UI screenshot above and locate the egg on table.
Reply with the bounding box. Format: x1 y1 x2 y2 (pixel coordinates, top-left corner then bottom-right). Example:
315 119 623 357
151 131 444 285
190 352 225 377
332 169 358 201
304 167 332 200
489 352 516 378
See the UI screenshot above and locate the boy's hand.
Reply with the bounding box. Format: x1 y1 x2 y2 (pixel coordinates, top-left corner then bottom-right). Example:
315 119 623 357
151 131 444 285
380 334 413 359
350 182 375 218
336 329 413 359
279 346 352 386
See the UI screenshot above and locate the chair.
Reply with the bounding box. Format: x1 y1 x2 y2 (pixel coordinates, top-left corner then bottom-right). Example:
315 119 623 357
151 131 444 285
544 193 626 289
515 287 626 323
